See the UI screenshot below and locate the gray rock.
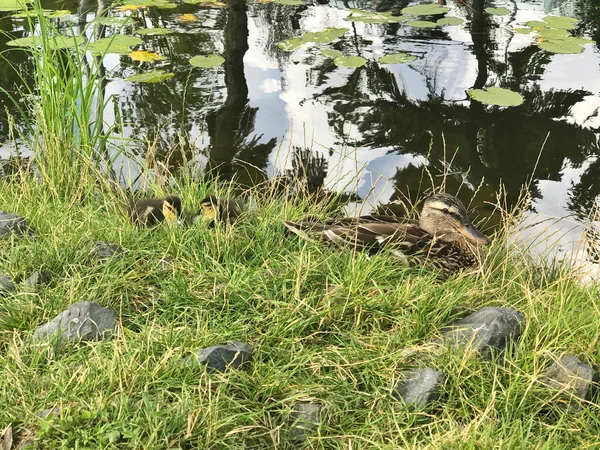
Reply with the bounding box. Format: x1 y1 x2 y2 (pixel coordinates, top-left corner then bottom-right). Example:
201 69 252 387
289 402 323 444
0 274 16 293
439 307 525 356
34 301 117 345
393 367 445 409
90 241 124 260
544 354 599 408
24 270 51 288
0 211 32 238
189 341 253 373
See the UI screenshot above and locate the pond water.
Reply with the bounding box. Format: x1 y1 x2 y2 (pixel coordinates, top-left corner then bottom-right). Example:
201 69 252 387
0 0 599 278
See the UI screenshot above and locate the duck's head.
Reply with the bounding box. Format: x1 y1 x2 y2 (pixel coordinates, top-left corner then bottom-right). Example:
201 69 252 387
419 193 491 245
162 196 182 224
196 196 220 223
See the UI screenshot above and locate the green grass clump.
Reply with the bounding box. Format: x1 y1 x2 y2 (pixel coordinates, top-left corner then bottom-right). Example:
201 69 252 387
0 178 600 449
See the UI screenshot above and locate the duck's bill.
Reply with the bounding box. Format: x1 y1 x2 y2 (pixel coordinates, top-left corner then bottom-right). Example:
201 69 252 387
457 222 491 245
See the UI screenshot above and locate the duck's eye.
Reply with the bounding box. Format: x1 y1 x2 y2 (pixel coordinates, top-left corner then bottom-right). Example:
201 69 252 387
442 208 450 214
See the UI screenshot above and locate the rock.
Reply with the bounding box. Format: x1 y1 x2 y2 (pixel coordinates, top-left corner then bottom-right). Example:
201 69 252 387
289 402 323 444
0 274 17 293
439 307 525 356
189 341 253 373
38 406 61 420
24 270 51 288
34 301 117 345
544 354 599 408
393 367 445 410
0 211 32 238
90 241 124 260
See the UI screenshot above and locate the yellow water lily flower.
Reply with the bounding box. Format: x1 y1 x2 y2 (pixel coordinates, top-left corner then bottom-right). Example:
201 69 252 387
129 50 167 62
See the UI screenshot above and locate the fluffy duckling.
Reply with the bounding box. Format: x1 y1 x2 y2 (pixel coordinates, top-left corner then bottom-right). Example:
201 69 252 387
129 196 182 227
194 195 245 226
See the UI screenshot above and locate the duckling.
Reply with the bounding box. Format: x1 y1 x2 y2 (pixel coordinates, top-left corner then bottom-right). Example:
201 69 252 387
194 195 245 226
284 193 491 276
129 196 182 227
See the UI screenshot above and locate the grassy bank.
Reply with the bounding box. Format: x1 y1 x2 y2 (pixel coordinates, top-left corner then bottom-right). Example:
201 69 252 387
1 178 600 449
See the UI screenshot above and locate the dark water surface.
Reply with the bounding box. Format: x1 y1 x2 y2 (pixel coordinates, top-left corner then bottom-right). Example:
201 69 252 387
1 0 600 276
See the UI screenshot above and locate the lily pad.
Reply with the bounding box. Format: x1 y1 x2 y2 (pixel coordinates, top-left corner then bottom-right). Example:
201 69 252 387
301 28 348 44
379 52 417 64
525 20 548 29
406 20 438 28
116 0 177 9
277 37 303 51
485 7 510 16
96 16 130 26
136 27 174 35
333 55 366 68
543 15 578 30
184 0 227 6
344 9 409 24
273 0 303 4
12 8 70 18
189 54 225 68
513 27 533 34
468 86 523 107
321 49 343 58
537 27 569 39
401 4 449 15
0 0 30 11
6 35 84 49
129 50 166 62
87 35 143 55
437 16 464 26
538 40 583 54
126 70 174 83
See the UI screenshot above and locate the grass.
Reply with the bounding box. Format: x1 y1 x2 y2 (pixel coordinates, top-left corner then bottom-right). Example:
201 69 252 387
1 4 600 450
1 179 600 449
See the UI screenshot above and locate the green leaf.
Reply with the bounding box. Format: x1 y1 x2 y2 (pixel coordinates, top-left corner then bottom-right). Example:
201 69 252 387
12 8 70 18
401 4 449 15
96 16 130 26
0 0 30 11
333 55 366 68
525 20 548 29
344 9 409 23
321 49 343 59
538 40 583 54
7 35 84 49
136 27 174 35
378 52 416 64
301 28 348 44
543 15 578 30
189 54 225 68
485 7 510 16
126 70 175 83
87 35 143 54
116 0 177 9
277 37 303 51
537 27 569 39
437 16 464 26
406 20 438 28
513 27 533 34
274 0 304 4
468 87 524 107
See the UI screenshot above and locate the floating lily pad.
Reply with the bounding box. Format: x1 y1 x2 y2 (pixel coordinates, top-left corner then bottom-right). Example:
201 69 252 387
277 37 303 51
0 0 30 11
468 86 523 107
485 7 510 16
126 70 174 83
129 50 166 62
525 20 548 28
184 0 227 6
116 0 177 9
321 49 343 58
136 27 174 35
12 8 70 17
543 15 578 30
96 16 130 26
189 54 225 68
333 55 366 68
406 20 438 28
301 28 348 44
87 35 143 54
273 0 303 4
7 35 84 49
437 16 464 26
538 40 583 54
537 27 569 39
513 27 533 34
401 4 449 15
379 52 417 64
344 9 409 23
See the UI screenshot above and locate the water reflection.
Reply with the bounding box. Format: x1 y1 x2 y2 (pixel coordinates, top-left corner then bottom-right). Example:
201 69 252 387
1 0 599 276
